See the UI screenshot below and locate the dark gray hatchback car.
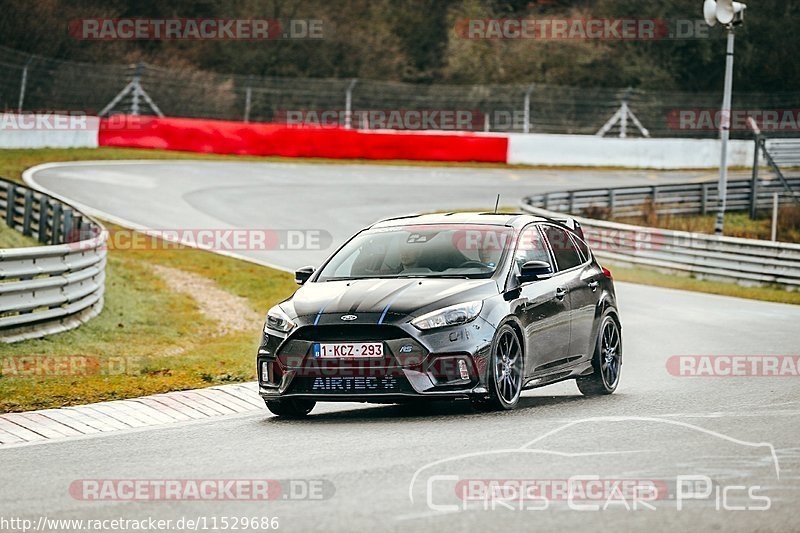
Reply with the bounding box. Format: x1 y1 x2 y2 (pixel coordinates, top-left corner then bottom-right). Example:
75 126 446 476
257 212 621 417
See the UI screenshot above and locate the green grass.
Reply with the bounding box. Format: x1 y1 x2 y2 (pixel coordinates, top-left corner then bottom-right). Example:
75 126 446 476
614 207 800 244
0 224 297 413
0 223 41 248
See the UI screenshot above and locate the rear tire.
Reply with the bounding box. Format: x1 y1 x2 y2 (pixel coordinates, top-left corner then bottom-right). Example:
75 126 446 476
265 398 316 418
577 313 621 396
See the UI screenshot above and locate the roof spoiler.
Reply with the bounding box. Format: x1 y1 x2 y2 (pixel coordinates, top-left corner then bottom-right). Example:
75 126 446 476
551 217 585 241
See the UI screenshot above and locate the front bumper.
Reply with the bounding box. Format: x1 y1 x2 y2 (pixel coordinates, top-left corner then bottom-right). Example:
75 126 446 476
257 313 494 402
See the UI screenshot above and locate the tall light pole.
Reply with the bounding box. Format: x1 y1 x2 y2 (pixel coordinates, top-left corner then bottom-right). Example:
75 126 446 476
703 0 746 236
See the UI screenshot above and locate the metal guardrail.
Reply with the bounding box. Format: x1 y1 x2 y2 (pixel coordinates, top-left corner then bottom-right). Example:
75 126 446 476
524 177 800 219
521 180 800 289
0 177 107 342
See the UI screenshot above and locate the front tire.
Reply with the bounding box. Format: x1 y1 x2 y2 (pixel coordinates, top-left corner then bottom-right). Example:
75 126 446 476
577 313 621 396
265 398 316 418
473 324 523 411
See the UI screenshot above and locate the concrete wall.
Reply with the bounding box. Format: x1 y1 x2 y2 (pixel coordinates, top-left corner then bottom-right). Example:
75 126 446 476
0 114 100 149
507 133 754 169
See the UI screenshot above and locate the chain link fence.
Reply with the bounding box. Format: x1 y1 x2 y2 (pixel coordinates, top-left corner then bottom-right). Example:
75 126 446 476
2 45 798 138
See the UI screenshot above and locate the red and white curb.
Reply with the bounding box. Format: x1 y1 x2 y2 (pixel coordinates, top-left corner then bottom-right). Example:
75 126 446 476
0 382 265 447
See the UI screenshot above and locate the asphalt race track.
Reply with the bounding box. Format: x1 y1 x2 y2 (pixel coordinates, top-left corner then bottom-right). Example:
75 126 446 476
2 161 798 532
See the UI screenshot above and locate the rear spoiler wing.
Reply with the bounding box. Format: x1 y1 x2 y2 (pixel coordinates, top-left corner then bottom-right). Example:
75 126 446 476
550 217 585 242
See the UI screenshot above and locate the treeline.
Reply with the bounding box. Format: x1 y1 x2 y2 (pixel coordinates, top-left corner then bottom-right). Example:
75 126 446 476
0 0 796 92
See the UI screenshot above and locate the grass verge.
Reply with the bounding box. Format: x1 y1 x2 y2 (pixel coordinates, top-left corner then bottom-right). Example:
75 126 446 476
0 223 41 248
0 224 297 413
613 206 800 243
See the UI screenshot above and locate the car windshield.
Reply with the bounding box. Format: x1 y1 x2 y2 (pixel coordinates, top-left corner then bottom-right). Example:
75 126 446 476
316 224 514 281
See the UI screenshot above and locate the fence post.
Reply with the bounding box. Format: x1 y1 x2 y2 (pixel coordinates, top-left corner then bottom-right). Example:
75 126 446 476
244 87 252 123
344 79 358 129
131 63 144 116
17 57 32 113
749 135 761 219
771 192 778 242
523 83 535 134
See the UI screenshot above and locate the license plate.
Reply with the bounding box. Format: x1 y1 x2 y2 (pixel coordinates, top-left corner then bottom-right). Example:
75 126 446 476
312 342 384 358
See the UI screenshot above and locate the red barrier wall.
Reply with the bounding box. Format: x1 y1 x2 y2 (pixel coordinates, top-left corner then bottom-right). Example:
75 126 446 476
99 116 508 163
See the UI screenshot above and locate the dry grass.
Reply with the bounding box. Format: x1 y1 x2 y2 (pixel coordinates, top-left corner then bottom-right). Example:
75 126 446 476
615 205 800 243
0 224 297 413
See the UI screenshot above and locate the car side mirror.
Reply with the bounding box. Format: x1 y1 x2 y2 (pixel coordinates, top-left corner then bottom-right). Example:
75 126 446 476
295 266 315 285
519 260 553 283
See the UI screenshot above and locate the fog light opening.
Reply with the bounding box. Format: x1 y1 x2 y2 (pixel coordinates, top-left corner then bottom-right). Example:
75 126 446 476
458 359 469 380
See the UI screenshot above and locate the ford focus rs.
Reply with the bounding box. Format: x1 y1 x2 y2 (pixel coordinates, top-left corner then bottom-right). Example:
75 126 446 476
257 212 621 417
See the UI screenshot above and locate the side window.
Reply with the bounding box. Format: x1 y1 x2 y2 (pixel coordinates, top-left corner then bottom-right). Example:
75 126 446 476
514 226 552 271
571 233 591 262
543 225 582 271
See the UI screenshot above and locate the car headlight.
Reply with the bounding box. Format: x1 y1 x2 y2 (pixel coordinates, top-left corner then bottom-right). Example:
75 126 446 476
265 305 295 333
411 301 483 331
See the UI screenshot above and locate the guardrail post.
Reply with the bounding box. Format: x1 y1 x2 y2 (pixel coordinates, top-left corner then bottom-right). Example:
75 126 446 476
63 208 74 243
51 203 62 244
651 186 658 216
544 193 551 211
701 183 710 215
5 183 16 227
609 189 616 217
38 196 48 242
568 191 575 213
22 190 33 236
749 136 761 219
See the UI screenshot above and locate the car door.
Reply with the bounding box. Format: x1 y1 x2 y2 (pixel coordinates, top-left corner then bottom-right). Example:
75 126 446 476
513 225 572 378
541 224 600 361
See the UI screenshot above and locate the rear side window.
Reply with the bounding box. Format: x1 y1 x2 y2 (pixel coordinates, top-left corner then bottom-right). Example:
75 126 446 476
543 225 583 271
572 234 591 262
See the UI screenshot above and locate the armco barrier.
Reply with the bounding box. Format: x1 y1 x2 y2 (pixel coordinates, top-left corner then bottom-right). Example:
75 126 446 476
521 183 800 289
99 116 509 163
0 178 107 342
524 177 800 218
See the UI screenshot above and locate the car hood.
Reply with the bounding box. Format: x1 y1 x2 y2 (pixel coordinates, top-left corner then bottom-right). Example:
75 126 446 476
285 278 499 319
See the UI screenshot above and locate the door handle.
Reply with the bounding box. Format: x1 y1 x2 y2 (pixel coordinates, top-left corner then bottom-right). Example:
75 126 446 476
588 280 599 291
555 287 567 300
